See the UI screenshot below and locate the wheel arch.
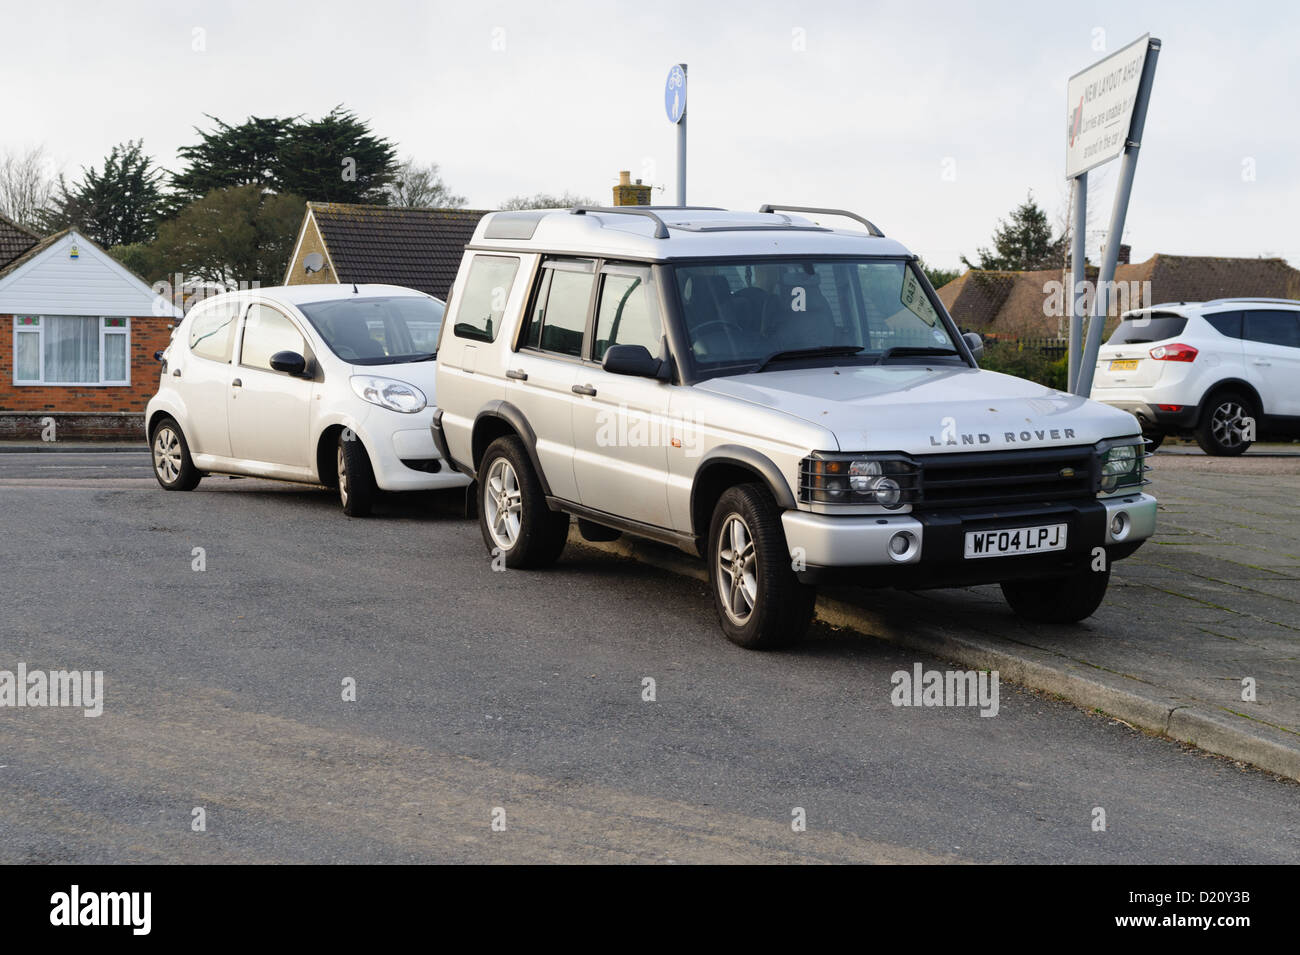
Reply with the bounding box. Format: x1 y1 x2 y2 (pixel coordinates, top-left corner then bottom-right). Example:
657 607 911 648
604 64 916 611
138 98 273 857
1197 378 1263 423
471 401 552 498
689 446 798 547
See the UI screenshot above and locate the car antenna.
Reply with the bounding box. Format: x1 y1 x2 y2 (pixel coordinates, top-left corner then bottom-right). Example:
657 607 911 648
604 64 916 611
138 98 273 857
352 282 358 294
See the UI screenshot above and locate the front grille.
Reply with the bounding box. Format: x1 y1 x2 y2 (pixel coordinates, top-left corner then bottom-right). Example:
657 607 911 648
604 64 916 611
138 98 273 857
915 445 1096 509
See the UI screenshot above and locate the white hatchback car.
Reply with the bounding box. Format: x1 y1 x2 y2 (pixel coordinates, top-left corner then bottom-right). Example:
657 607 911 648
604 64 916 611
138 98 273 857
146 284 469 515
1091 298 1300 455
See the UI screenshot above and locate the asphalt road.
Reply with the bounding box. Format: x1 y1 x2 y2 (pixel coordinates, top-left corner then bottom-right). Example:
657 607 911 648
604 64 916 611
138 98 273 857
1 451 1297 863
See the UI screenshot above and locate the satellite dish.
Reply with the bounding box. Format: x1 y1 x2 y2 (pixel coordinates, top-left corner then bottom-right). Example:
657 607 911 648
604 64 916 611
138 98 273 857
303 252 325 275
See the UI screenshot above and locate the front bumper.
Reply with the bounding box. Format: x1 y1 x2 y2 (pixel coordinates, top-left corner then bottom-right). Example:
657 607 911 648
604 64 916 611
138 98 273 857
783 492 1156 587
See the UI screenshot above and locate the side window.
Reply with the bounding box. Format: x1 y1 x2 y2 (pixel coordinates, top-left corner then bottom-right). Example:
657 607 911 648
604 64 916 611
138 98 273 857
453 255 520 343
594 269 663 361
240 304 306 371
1243 310 1300 349
522 262 594 358
188 301 237 362
1202 310 1242 339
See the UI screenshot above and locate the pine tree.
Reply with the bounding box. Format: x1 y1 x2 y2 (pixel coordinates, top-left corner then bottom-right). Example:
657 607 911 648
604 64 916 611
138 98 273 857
41 140 165 246
274 106 397 204
962 192 1065 272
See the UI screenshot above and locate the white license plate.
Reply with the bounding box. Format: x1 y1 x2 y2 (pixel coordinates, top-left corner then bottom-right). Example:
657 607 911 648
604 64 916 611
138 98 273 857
964 523 1068 559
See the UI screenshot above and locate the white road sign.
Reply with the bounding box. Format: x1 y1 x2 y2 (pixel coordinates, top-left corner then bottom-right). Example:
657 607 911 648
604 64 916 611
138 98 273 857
1066 34 1151 179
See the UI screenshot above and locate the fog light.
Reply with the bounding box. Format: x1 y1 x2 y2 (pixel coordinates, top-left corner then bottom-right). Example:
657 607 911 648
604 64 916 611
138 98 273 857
1110 511 1131 541
888 531 916 561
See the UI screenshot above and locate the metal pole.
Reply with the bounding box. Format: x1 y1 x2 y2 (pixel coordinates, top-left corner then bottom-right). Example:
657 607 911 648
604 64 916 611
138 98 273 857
1068 172 1087 392
1076 39 1161 398
676 65 687 207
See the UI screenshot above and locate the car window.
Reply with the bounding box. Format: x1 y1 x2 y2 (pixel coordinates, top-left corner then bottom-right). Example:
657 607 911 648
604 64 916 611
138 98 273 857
594 270 662 361
1106 312 1187 345
1243 310 1300 348
526 264 593 358
297 296 444 364
188 300 237 362
240 304 306 371
453 255 520 343
1202 310 1242 339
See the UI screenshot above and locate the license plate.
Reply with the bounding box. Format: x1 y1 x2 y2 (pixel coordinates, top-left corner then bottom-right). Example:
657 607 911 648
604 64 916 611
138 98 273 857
1109 359 1138 371
964 523 1067 559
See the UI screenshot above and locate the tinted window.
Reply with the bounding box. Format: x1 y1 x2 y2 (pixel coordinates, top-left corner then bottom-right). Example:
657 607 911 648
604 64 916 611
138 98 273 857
453 255 520 342
594 270 662 360
241 305 306 371
1202 310 1242 339
533 266 593 357
1243 310 1300 348
188 301 237 362
1105 312 1187 345
298 295 444 364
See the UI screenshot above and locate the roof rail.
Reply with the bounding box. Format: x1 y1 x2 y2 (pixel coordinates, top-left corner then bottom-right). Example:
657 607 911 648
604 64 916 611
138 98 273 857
570 206 670 239
1203 297 1300 306
758 204 884 237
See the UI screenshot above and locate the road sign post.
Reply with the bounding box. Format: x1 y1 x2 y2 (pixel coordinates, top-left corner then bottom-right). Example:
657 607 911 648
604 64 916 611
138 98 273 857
665 63 687 206
1064 35 1161 396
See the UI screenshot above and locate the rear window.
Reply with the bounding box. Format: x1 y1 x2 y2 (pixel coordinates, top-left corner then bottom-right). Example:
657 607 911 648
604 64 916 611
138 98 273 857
1106 312 1187 345
1202 310 1242 339
453 255 520 343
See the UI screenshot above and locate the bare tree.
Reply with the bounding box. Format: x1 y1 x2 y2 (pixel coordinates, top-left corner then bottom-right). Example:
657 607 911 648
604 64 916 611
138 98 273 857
0 144 57 230
385 158 466 208
499 191 597 210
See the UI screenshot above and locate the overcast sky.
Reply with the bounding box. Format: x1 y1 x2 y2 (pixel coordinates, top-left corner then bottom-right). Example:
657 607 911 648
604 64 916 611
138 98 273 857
2 0 1295 270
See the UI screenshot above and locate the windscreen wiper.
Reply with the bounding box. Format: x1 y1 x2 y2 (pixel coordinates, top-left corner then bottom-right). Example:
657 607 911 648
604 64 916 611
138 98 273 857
875 346 959 363
388 352 437 363
751 345 864 373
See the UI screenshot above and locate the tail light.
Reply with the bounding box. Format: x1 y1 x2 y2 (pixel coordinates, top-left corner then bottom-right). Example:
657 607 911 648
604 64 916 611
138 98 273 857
1149 343 1197 362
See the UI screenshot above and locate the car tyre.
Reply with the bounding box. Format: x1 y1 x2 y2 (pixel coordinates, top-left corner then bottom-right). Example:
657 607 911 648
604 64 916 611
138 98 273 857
150 417 201 491
478 436 569 568
1195 391 1254 456
338 430 378 517
1001 565 1110 623
708 483 816 649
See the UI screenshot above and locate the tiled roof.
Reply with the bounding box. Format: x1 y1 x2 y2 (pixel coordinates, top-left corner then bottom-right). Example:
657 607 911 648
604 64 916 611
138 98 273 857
308 203 490 300
938 255 1300 337
0 212 39 270
0 229 66 280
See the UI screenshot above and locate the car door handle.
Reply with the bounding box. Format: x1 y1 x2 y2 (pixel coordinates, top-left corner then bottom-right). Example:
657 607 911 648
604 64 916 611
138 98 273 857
231 378 242 387
171 369 181 377
506 369 528 381
1252 360 1271 366
572 384 597 396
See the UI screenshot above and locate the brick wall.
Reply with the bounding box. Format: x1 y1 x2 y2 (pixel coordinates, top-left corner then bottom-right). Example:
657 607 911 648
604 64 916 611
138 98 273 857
0 314 173 415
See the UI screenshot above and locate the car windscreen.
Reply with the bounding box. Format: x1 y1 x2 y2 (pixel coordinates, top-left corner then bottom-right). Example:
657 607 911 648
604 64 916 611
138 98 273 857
671 258 960 373
1106 312 1187 345
297 296 445 364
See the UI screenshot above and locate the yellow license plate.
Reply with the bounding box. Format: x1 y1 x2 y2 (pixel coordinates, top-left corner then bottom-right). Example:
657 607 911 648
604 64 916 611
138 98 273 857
1109 359 1138 371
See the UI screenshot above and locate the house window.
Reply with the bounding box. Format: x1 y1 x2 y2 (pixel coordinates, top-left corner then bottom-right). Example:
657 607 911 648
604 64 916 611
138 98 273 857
12 315 131 386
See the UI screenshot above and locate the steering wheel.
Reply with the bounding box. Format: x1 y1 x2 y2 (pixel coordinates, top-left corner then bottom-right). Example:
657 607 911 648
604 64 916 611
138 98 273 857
691 319 744 358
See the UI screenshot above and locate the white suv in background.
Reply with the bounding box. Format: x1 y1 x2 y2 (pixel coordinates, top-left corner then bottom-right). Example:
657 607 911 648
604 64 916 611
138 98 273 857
1091 299 1300 455
146 284 469 515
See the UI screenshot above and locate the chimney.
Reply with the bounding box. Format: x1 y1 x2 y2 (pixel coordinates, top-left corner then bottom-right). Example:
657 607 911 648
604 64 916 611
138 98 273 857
1118 243 1131 265
613 170 652 206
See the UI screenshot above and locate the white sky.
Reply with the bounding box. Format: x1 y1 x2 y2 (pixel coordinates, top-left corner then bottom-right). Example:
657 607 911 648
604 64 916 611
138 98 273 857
1 0 1295 270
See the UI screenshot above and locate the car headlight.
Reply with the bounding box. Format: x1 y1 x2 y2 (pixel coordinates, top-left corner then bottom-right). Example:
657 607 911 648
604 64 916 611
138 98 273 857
1097 441 1142 492
350 375 427 414
801 454 919 508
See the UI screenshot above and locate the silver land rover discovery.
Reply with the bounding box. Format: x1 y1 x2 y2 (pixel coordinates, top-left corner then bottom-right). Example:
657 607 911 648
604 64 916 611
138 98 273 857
432 205 1156 649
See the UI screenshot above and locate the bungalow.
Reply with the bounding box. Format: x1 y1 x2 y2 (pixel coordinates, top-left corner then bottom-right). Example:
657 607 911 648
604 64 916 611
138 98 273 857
0 219 182 440
938 252 1300 339
283 202 489 300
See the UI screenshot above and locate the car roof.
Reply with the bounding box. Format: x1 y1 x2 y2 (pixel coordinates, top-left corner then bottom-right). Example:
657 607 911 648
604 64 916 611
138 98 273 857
1122 298 1300 319
185 284 440 313
467 207 914 261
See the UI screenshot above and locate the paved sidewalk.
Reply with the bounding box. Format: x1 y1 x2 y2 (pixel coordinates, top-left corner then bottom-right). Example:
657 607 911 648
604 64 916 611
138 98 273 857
0 441 143 453
583 451 1300 780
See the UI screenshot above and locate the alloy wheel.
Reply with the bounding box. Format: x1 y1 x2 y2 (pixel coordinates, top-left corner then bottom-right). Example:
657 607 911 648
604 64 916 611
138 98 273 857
1210 400 1249 448
485 457 522 550
717 514 758 626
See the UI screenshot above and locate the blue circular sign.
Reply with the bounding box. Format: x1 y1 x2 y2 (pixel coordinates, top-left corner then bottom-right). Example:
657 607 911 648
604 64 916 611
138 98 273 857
664 64 686 124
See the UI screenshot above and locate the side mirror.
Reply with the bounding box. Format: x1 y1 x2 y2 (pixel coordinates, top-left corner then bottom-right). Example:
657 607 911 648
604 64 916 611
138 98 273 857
962 331 984 363
269 350 308 377
602 343 663 378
